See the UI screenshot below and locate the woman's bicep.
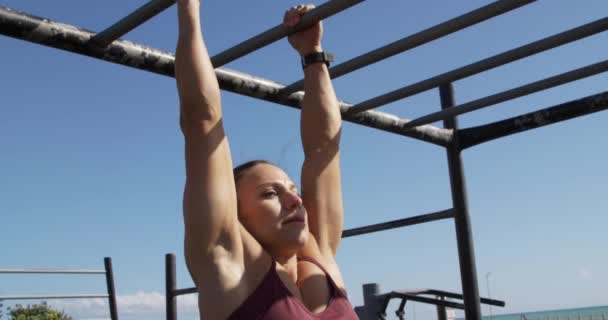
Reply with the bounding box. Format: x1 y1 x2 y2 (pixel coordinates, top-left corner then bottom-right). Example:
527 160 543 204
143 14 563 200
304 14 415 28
181 128 243 275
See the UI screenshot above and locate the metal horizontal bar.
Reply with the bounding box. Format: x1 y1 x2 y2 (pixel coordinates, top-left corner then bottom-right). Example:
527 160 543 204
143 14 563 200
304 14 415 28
210 0 364 67
91 0 175 47
459 90 608 149
342 209 454 238
280 0 536 94
0 294 109 300
423 289 505 307
402 59 608 129
387 289 504 307
0 269 105 274
0 6 452 147
348 16 608 114
173 287 198 296
386 292 466 309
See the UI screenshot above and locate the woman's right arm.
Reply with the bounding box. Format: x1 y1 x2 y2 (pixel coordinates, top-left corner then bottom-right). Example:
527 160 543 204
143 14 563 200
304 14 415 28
176 0 242 285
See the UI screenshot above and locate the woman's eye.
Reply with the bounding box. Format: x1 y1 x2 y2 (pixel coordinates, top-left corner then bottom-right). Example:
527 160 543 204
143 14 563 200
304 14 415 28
263 191 278 198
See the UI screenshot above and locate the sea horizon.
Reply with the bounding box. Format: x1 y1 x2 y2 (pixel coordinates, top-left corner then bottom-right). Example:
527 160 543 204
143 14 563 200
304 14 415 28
475 304 608 320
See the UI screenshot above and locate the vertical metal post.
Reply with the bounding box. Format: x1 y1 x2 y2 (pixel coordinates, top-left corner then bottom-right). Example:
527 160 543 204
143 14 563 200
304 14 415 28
166 254 177 320
436 296 448 320
354 283 382 320
439 83 482 320
104 257 119 320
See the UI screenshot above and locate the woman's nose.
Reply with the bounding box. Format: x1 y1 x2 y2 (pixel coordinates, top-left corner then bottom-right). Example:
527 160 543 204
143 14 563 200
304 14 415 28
283 191 303 209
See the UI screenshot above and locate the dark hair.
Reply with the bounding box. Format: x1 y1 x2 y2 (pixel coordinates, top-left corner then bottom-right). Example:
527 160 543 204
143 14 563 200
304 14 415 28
233 160 278 185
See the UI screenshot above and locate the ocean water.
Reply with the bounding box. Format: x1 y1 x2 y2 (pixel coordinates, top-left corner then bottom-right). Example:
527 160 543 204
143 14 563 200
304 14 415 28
479 305 608 320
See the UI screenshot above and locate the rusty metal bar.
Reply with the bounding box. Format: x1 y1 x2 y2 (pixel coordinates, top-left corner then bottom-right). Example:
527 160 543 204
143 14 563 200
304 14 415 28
280 0 536 94
342 209 454 238
402 59 608 129
347 16 608 114
0 6 451 147
91 0 175 47
459 90 608 149
210 0 365 67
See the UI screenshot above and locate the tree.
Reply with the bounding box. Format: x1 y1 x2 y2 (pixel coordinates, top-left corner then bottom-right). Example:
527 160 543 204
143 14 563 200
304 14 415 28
8 302 73 320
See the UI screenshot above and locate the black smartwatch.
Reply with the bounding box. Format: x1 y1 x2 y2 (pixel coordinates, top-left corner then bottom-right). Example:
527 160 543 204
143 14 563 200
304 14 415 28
301 51 334 69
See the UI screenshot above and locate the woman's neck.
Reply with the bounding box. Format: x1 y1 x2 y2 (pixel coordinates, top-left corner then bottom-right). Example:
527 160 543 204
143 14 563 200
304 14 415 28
274 254 299 283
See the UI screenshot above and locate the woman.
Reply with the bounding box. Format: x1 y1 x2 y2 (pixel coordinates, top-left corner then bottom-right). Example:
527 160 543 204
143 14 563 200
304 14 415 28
176 1 358 319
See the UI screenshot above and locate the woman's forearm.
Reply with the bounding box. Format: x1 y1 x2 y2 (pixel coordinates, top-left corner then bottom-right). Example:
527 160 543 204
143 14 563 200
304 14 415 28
176 0 222 132
301 62 342 156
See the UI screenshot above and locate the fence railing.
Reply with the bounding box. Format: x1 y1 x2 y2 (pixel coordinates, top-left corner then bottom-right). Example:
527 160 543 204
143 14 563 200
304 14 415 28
0 257 119 320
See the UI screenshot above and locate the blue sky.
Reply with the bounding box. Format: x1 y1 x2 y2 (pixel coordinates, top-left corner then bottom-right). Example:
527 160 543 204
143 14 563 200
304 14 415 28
1 0 607 319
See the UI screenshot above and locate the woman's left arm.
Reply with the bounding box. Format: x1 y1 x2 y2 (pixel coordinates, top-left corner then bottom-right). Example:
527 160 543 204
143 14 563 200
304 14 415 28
285 5 344 258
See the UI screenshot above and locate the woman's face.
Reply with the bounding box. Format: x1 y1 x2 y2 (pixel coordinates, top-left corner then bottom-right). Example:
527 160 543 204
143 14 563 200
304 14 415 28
236 163 308 256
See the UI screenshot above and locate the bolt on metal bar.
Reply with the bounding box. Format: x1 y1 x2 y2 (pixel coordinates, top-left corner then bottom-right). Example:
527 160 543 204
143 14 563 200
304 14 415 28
347 16 608 114
440 83 482 320
280 0 536 94
91 0 176 47
0 294 109 300
210 0 365 67
0 269 105 274
402 59 608 129
342 209 454 238
0 6 451 147
459 90 608 149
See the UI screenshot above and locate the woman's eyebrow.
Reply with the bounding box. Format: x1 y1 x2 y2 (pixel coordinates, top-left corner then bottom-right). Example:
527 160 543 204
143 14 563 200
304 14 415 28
256 181 298 191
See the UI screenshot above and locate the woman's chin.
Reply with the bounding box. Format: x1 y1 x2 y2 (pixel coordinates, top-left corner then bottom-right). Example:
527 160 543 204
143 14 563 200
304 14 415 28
281 228 309 249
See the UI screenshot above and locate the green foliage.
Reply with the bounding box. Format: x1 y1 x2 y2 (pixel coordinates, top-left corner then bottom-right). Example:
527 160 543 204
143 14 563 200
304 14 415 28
7 302 72 320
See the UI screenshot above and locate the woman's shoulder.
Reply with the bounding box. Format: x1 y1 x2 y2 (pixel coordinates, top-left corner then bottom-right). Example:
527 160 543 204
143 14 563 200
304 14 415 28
297 234 347 291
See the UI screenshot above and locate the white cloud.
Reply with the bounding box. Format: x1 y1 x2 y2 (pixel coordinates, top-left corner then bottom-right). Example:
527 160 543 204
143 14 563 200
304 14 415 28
49 291 199 320
577 267 592 279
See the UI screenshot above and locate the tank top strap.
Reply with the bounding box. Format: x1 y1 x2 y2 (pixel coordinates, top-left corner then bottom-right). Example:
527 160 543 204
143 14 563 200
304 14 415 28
297 256 347 298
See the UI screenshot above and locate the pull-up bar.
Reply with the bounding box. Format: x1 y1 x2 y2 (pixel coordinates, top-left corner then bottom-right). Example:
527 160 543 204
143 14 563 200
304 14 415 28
91 0 364 65
347 16 608 114
280 0 536 94
342 208 454 238
210 0 365 67
91 0 175 47
0 6 451 146
459 90 608 149
402 59 608 129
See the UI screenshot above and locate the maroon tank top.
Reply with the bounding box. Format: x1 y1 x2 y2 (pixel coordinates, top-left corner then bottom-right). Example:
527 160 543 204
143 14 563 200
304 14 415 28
226 257 359 320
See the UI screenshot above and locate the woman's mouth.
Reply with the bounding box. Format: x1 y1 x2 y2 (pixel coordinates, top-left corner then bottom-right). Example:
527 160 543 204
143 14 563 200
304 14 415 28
283 213 306 224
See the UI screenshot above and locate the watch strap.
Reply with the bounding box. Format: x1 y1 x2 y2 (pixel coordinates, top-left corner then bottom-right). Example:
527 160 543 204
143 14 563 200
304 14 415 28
301 51 334 69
